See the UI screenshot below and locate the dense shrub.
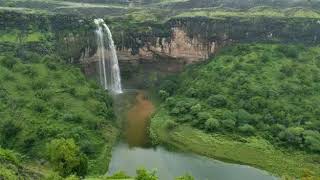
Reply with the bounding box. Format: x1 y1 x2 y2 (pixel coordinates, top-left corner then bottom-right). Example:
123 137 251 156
30 100 47 113
62 113 83 123
238 124 256 135
0 56 18 69
158 90 169 100
135 169 158 180
47 138 88 177
165 120 178 130
0 121 22 146
221 119 236 130
205 118 220 131
278 127 304 146
303 130 320 152
277 45 299 58
159 79 178 95
207 95 228 108
21 65 37 77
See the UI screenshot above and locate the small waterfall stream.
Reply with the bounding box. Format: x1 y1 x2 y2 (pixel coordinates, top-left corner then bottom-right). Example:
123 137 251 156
94 18 122 94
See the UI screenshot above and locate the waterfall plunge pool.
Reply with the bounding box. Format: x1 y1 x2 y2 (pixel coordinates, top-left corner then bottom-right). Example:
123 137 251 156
107 91 277 180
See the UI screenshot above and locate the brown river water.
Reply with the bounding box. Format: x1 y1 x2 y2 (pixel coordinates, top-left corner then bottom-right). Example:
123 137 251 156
125 92 155 147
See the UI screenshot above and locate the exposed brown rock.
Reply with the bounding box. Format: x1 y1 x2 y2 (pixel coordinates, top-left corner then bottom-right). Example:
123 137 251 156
81 27 216 65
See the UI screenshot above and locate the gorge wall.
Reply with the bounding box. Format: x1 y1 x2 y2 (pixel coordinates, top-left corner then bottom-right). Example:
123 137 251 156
2 11 320 65
2 10 320 88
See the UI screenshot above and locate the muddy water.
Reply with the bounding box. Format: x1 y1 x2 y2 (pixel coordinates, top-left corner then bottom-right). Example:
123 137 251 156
108 91 276 180
125 92 155 147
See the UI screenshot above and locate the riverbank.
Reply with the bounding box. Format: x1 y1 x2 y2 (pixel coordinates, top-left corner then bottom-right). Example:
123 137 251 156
150 108 320 179
105 91 275 180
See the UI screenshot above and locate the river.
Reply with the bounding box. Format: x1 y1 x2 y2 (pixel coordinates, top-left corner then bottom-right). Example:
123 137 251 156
108 91 277 180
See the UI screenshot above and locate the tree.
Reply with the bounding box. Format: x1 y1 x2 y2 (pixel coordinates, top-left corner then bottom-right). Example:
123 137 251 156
47 138 88 177
159 79 177 95
159 90 169 100
178 114 194 123
239 124 255 136
197 112 211 123
205 118 220 131
235 109 253 125
303 130 320 152
190 104 202 115
62 113 82 123
165 97 175 108
207 94 228 108
221 119 236 131
278 127 304 147
1 120 21 146
185 88 199 98
277 45 299 58
270 124 286 135
165 120 178 130
0 56 18 69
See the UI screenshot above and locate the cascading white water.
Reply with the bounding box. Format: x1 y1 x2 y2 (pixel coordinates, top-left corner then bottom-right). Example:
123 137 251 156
94 18 122 94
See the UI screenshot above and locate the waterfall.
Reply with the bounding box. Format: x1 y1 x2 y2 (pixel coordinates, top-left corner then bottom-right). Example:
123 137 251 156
94 18 123 94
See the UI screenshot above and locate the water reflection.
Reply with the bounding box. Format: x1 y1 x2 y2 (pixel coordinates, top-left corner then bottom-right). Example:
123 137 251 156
108 142 276 180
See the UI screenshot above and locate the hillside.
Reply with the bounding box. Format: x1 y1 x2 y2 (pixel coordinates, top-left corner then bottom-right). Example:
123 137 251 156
151 44 320 178
0 49 119 177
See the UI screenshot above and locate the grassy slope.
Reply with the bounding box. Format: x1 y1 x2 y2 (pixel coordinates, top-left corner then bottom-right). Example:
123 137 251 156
150 44 320 178
150 108 320 178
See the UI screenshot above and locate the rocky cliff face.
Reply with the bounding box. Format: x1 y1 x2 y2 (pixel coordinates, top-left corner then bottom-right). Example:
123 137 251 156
114 27 216 63
98 16 320 63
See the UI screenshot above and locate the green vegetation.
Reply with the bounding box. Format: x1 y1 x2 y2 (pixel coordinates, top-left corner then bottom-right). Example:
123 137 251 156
152 44 320 178
0 50 119 177
85 169 194 180
0 147 41 179
47 138 88 177
1 1 320 179
176 6 320 19
1 0 320 24
151 108 320 178
0 31 48 43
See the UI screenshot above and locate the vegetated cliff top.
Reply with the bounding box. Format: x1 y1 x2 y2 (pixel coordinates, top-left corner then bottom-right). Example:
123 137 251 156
1 0 320 21
176 6 320 19
147 0 320 10
6 0 317 9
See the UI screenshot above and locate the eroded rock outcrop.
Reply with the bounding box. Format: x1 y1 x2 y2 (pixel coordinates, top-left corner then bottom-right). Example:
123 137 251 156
115 27 216 63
